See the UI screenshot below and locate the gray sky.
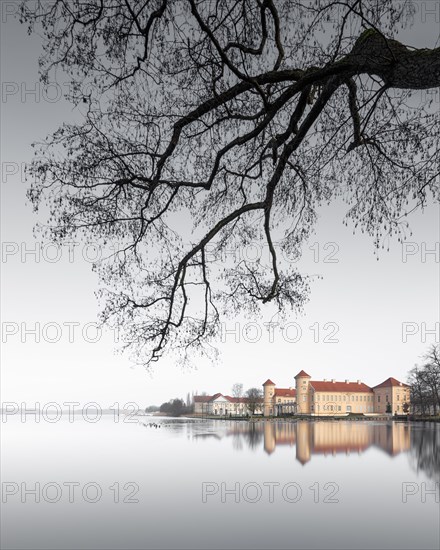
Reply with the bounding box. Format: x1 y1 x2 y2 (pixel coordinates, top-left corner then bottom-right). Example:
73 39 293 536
1 1 439 408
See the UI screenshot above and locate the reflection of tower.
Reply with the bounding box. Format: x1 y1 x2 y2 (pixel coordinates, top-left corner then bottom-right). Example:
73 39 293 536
264 422 276 454
295 370 311 414
263 379 275 416
296 421 311 465
373 422 411 456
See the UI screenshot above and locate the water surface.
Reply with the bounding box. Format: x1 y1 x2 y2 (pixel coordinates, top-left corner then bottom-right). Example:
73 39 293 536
1 417 439 549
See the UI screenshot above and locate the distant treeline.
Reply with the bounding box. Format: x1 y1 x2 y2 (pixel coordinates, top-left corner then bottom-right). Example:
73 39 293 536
159 398 193 416
145 405 160 413
144 392 194 416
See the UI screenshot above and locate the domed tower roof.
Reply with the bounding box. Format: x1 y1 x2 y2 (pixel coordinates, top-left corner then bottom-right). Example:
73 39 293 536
263 379 276 386
294 370 311 379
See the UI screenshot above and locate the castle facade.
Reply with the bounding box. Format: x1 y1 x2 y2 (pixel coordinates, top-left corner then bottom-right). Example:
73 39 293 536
194 370 410 417
263 370 410 416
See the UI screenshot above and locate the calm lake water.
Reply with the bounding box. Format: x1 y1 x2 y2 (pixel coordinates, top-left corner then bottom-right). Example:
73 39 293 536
1 416 439 549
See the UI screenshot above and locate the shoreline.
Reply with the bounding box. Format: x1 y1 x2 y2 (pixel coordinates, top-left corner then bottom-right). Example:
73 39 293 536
186 414 440 422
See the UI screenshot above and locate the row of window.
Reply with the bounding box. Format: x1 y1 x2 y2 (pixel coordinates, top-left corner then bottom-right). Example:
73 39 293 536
211 404 257 412
311 405 375 412
377 394 408 402
313 393 408 403
376 404 407 412
314 394 372 402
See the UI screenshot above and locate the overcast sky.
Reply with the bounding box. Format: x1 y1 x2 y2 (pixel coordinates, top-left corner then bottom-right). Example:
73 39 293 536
1 1 439 409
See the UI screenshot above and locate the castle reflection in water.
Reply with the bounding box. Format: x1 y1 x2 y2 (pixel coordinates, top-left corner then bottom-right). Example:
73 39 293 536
225 421 412 465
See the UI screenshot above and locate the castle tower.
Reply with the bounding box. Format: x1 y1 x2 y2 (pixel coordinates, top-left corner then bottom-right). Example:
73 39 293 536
262 379 276 417
294 370 311 414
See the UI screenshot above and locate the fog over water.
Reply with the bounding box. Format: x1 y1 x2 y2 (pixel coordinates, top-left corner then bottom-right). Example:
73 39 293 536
1 417 439 549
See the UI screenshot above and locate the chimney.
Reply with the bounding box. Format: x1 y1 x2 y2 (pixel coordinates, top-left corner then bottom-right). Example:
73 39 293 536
345 379 349 384
399 382 402 386
323 378 327 382
357 380 361 384
331 379 336 383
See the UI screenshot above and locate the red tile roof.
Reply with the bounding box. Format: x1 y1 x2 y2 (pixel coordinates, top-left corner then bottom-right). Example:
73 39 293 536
193 395 212 402
224 395 263 403
295 370 311 378
227 396 264 404
263 379 276 386
210 392 223 400
274 388 296 398
373 377 409 389
195 394 263 404
310 380 373 393
224 395 239 403
195 393 227 402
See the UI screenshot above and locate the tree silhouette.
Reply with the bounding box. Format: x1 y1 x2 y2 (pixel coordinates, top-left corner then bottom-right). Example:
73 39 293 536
245 387 263 414
21 1 439 365
231 383 244 398
408 345 440 415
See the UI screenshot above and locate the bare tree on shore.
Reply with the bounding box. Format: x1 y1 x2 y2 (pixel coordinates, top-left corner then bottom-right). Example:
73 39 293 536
232 383 244 399
408 345 440 416
245 387 263 415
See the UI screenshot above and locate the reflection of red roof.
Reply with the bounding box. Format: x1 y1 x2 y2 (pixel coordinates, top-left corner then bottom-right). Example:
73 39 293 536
263 379 276 386
295 370 311 378
373 377 409 389
273 436 296 445
310 380 373 393
314 444 370 453
274 388 296 398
